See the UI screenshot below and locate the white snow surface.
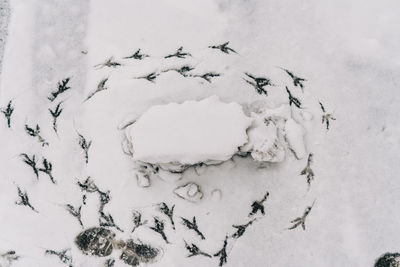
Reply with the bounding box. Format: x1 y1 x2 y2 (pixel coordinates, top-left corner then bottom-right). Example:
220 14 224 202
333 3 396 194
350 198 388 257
1 0 400 267
284 118 307 159
126 95 252 165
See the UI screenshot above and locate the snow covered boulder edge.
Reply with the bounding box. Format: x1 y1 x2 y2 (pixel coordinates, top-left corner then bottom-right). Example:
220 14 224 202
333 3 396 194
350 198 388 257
121 96 306 184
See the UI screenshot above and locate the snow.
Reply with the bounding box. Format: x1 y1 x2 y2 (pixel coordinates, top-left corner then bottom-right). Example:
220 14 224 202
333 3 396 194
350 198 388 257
1 0 400 267
284 119 307 159
126 95 252 166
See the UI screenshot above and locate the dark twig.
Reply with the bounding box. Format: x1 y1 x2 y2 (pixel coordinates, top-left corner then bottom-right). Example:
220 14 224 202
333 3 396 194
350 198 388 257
78 133 91 164
288 200 316 231
49 102 63 134
213 235 229 266
231 219 256 239
319 102 336 130
45 249 73 267
65 204 83 228
1 100 14 128
124 49 149 60
158 202 175 230
181 216 205 240
15 185 37 212
184 240 211 258
249 191 269 217
300 153 314 188
285 86 302 108
38 157 56 184
48 78 71 102
25 124 49 146
20 153 39 179
209 42 237 54
85 78 108 102
164 46 191 59
149 217 169 243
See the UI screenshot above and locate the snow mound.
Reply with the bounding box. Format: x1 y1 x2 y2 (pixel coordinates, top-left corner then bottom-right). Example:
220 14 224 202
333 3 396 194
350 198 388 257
240 108 286 162
123 97 307 183
126 95 252 166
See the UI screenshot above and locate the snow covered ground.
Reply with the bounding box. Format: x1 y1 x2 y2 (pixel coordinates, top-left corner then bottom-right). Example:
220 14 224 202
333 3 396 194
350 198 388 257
1 0 400 266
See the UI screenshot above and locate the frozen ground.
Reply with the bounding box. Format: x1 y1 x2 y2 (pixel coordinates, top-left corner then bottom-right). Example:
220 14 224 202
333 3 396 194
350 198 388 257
1 0 400 267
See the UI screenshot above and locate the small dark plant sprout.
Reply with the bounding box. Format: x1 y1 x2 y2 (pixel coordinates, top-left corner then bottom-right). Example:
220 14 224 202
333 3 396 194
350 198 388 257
99 211 124 232
48 78 71 102
20 153 39 179
300 153 314 188
213 235 229 266
194 72 221 83
164 46 192 59
65 204 83 228
135 72 159 83
181 216 205 240
15 185 37 212
209 41 237 54
319 101 336 130
158 202 175 230
1 100 14 128
78 132 92 164
184 240 211 258
85 78 108 102
38 157 56 184
25 124 49 146
94 57 121 69
0 250 19 265
132 210 147 233
49 102 63 134
124 49 149 60
231 219 256 239
285 86 302 108
45 249 73 267
249 191 269 217
149 217 169 243
288 200 316 231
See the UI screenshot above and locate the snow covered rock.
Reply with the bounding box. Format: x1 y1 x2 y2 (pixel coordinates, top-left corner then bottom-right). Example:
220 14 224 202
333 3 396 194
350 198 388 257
174 183 203 202
284 119 307 159
125 96 252 172
240 112 285 162
122 97 307 185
